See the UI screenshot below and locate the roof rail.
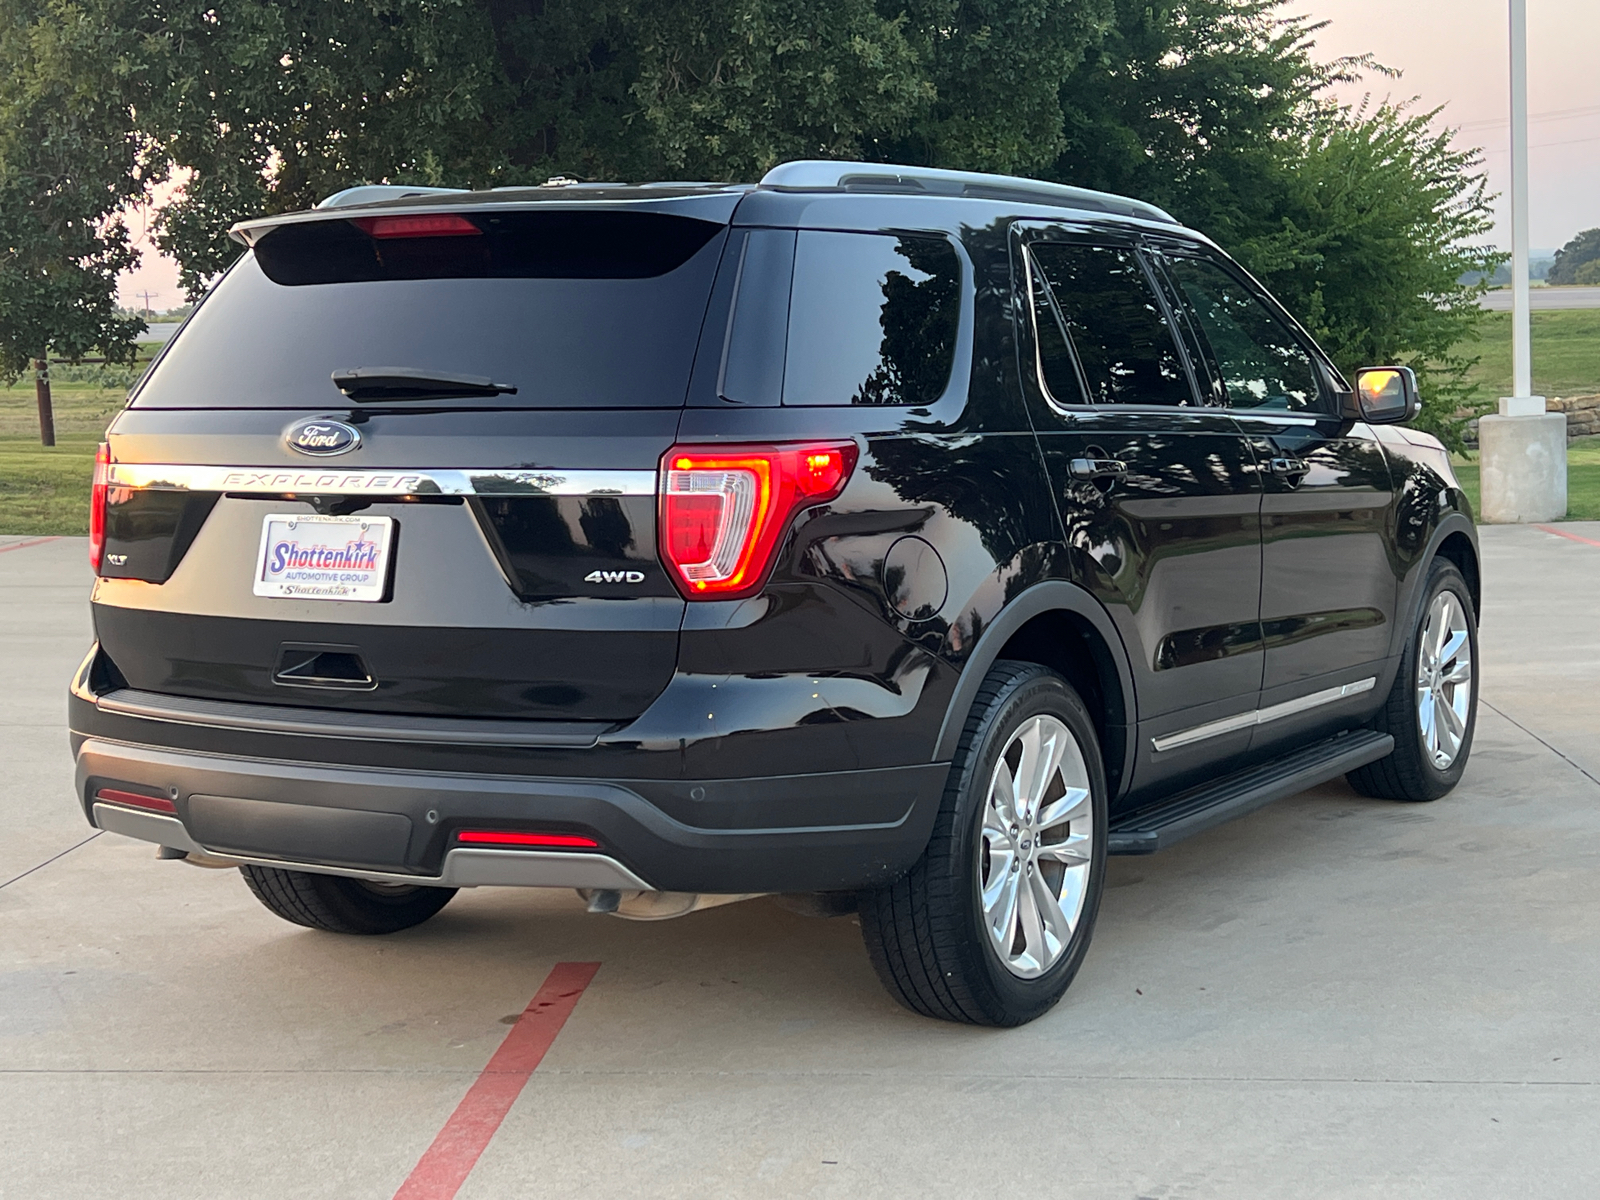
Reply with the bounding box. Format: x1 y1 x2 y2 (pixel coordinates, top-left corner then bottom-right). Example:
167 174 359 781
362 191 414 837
758 160 1177 225
316 184 472 209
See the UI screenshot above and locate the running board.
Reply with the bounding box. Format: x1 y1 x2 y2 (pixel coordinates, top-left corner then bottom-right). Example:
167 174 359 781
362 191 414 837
1107 729 1394 855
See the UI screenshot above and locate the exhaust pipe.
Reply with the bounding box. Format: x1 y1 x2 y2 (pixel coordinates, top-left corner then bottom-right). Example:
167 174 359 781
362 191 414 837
578 889 765 921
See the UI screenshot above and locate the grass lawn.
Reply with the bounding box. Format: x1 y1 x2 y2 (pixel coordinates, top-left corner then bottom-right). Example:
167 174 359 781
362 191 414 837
1460 309 1600 399
1452 436 1600 522
0 355 143 536
0 436 102 535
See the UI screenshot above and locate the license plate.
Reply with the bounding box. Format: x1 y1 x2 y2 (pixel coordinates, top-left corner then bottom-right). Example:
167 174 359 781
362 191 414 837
253 514 394 602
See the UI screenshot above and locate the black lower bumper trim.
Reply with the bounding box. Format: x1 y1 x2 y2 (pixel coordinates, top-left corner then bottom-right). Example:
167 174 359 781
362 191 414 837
74 738 949 893
187 793 414 867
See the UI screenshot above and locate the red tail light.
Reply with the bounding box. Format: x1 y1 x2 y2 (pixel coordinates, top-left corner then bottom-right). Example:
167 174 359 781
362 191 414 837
455 830 600 849
88 442 110 573
354 214 482 239
658 441 858 600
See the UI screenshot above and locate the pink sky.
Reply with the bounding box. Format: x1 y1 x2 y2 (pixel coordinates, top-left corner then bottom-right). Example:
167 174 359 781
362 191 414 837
117 1 1600 307
1305 0 1600 253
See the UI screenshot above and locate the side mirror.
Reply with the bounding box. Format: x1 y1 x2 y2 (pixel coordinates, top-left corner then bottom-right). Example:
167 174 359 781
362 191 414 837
1343 366 1420 425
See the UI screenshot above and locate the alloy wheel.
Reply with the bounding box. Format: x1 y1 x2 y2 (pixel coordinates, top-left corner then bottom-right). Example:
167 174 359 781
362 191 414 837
978 714 1095 979
1415 590 1473 770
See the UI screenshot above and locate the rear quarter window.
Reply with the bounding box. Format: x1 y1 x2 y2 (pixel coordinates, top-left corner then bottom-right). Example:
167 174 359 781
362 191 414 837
780 231 961 406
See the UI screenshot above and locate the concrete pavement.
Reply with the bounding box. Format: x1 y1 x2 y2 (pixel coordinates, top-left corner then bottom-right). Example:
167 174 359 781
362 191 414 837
2 527 1598 1198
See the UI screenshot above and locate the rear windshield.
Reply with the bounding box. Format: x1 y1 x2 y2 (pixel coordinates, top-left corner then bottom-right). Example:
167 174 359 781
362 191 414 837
133 211 727 409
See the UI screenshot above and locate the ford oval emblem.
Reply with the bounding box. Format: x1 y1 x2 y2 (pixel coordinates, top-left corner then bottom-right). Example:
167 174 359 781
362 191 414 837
285 418 361 457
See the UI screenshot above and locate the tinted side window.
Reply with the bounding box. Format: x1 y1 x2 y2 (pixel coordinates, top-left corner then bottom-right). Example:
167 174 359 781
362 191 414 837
1027 254 1087 407
1164 256 1321 412
719 229 796 406
783 231 960 406
1029 243 1193 407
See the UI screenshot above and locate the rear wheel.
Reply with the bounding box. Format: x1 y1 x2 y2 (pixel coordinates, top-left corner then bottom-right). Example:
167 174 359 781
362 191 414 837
1347 558 1478 802
241 865 457 934
859 661 1107 1026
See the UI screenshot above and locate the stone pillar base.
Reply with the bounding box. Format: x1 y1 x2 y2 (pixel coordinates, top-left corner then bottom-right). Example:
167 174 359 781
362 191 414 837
1479 410 1567 523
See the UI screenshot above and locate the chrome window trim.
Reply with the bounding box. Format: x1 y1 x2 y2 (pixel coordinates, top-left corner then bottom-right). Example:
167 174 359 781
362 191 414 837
1223 409 1325 426
1152 677 1377 753
104 464 657 497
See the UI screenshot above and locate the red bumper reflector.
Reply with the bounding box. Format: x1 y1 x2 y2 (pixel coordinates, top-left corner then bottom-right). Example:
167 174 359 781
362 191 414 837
354 214 482 239
455 831 600 849
94 788 176 814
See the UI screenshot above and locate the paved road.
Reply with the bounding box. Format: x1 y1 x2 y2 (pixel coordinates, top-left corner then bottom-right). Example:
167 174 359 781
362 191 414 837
136 322 180 344
1480 286 1600 311
3 527 1599 1198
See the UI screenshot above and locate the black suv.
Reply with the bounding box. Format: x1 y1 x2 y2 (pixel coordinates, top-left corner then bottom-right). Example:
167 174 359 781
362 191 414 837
70 161 1480 1026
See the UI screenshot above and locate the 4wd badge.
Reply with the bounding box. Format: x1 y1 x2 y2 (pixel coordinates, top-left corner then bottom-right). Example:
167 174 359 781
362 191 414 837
285 418 362 457
585 569 645 584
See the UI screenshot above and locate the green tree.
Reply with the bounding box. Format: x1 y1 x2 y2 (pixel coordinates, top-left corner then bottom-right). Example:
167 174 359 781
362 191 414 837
1548 228 1600 285
0 0 151 379
136 0 1114 289
4 0 1500 451
1050 0 1498 447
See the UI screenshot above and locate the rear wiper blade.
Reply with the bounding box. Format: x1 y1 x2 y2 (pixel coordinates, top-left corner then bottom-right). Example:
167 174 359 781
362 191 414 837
332 367 518 401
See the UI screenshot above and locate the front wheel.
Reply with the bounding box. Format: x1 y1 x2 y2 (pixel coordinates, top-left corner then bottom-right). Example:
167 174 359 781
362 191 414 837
241 865 457 934
1347 557 1479 802
859 661 1108 1026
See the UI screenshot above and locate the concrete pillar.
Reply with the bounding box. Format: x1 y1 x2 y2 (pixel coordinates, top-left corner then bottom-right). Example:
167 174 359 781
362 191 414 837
1482 1 1566 524
1479 398 1568 523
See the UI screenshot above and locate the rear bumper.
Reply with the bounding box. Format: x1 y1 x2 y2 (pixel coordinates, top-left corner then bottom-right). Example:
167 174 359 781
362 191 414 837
73 736 948 894
90 800 654 891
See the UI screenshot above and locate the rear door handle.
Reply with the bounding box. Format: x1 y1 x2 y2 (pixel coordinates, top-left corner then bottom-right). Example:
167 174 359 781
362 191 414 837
1269 456 1311 482
1069 457 1129 481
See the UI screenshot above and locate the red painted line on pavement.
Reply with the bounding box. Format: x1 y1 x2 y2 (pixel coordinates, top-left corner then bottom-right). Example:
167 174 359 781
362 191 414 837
0 536 61 555
1536 525 1600 548
393 961 600 1200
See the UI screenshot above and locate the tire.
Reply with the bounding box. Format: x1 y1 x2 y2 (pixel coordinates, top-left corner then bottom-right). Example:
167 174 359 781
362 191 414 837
858 661 1108 1026
240 865 457 934
1346 557 1479 802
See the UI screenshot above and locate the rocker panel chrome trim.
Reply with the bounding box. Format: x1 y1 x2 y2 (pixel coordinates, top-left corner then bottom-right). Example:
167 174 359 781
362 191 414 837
104 464 657 497
1152 677 1377 753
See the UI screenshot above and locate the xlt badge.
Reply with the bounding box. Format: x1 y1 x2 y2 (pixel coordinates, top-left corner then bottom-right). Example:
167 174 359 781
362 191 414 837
285 418 361 457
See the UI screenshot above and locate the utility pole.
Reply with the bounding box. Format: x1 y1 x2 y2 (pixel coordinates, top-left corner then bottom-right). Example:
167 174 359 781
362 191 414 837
138 290 157 318
34 357 55 447
1479 0 1566 523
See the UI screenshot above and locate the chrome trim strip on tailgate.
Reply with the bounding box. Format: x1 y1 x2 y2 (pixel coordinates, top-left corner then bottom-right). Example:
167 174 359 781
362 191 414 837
105 464 657 497
1152 677 1377 753
96 688 613 748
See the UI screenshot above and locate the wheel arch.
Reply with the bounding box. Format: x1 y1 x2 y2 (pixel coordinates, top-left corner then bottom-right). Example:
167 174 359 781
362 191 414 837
1387 511 1479 662
1433 526 1481 618
933 581 1137 800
